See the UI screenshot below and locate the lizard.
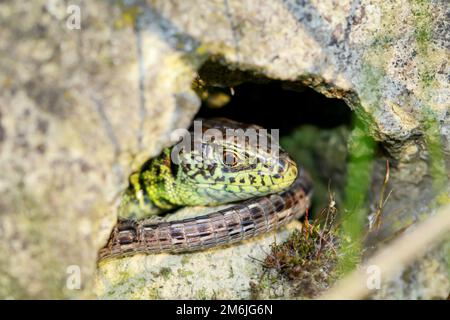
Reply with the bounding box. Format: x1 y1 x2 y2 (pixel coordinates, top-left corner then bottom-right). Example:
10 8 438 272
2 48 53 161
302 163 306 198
99 118 312 260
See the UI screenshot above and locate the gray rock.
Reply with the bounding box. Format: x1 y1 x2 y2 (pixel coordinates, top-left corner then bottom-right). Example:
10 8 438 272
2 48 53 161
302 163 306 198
0 0 200 298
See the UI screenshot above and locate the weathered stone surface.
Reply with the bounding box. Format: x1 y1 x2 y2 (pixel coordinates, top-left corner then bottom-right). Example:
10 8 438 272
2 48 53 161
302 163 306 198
95 213 301 300
0 0 448 299
0 0 200 298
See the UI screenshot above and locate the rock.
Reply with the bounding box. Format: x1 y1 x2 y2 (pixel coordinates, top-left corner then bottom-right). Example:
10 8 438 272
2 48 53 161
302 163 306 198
95 219 301 299
0 0 448 299
373 239 450 299
0 0 200 298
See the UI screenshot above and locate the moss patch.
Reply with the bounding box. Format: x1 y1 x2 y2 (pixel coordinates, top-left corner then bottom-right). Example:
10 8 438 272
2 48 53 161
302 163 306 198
256 204 341 298
281 125 349 209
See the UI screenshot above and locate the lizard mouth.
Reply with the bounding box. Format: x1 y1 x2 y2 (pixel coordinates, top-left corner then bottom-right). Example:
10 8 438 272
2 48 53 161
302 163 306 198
274 154 298 184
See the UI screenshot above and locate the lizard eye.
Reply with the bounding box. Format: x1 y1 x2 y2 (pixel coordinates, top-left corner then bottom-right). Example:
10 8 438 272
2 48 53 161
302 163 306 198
222 151 238 167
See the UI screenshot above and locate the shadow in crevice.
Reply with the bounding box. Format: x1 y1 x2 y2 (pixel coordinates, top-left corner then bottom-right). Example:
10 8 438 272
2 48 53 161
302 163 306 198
196 80 352 137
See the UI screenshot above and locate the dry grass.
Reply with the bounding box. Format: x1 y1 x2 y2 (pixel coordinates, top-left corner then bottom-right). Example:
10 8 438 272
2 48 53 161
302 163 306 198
320 203 450 299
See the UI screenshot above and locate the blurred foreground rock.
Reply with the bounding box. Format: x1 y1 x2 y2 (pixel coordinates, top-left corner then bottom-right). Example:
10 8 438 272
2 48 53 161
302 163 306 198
0 0 199 298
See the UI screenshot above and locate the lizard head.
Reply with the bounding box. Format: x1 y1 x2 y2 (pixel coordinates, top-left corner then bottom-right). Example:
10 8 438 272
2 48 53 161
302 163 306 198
171 118 298 206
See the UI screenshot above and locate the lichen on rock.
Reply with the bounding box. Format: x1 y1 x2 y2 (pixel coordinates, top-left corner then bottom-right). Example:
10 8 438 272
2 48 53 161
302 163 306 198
95 213 302 300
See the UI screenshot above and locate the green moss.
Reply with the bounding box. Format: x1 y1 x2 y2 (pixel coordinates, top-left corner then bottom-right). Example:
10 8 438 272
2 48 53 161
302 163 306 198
420 69 436 87
180 255 190 266
339 116 376 274
146 286 162 300
371 34 395 50
281 118 376 278
360 63 384 107
281 125 349 209
195 288 209 300
158 267 172 280
177 268 194 278
410 0 433 55
228 266 234 278
117 270 133 283
0 264 29 299
114 0 143 29
409 1 448 199
410 0 439 97
415 27 431 48
436 193 450 206
444 239 450 281
422 112 448 194
260 207 341 298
